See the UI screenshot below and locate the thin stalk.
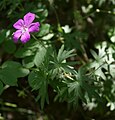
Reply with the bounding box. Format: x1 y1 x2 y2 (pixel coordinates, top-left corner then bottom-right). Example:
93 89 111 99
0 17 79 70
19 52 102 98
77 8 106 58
73 0 89 62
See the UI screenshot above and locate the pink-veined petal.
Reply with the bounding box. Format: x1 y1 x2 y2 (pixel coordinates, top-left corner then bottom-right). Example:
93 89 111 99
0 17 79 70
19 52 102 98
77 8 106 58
20 31 30 43
24 12 35 26
28 22 40 33
13 30 22 42
13 19 24 29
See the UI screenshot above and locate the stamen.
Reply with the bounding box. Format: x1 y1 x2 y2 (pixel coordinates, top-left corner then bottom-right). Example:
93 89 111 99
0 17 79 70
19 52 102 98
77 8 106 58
22 26 28 34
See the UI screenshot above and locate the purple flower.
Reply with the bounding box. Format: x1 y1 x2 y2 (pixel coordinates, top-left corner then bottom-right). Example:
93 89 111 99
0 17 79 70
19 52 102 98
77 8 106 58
13 12 40 43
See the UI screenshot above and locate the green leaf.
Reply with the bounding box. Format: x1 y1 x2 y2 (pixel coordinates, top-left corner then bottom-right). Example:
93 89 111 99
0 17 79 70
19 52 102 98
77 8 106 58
36 9 48 22
22 56 34 68
57 45 75 63
42 33 54 40
83 83 100 102
68 81 80 94
2 61 30 77
0 68 18 86
16 67 30 78
109 64 115 78
50 45 76 78
57 45 65 61
67 80 86 104
34 45 46 67
15 48 33 58
54 85 68 102
90 49 98 60
28 70 48 109
89 42 108 80
0 61 29 86
38 24 50 37
2 61 21 68
0 81 4 95
64 31 86 51
28 71 45 90
24 39 39 49
75 67 100 102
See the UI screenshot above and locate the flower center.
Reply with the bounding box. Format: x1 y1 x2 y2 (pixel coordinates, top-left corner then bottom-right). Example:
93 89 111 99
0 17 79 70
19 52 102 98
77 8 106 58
22 26 28 34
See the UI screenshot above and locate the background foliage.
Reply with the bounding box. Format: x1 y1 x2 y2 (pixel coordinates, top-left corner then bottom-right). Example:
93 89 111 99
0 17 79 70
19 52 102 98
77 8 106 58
0 0 115 119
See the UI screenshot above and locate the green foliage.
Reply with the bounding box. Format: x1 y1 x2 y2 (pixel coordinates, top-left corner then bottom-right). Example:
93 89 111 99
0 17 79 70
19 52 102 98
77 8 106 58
49 45 76 79
34 45 47 67
0 0 115 119
28 70 49 109
0 61 29 86
38 24 51 37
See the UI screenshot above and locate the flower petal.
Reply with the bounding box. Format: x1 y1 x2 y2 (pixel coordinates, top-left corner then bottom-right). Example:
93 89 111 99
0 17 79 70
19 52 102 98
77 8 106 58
28 22 40 33
24 12 35 26
20 31 30 43
13 30 22 42
13 19 24 29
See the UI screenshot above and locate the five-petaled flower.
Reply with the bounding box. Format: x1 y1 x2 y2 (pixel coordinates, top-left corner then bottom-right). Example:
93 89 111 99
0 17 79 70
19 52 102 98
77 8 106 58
13 12 40 43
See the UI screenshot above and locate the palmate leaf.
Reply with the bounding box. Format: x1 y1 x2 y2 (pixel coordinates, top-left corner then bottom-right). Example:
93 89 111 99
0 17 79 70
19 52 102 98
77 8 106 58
89 43 108 80
57 45 75 63
54 86 68 102
64 31 87 51
66 67 100 106
50 45 76 79
28 70 49 109
68 81 81 96
67 79 86 104
82 78 101 102
77 67 100 102
90 42 115 80
55 77 85 106
68 85 84 107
